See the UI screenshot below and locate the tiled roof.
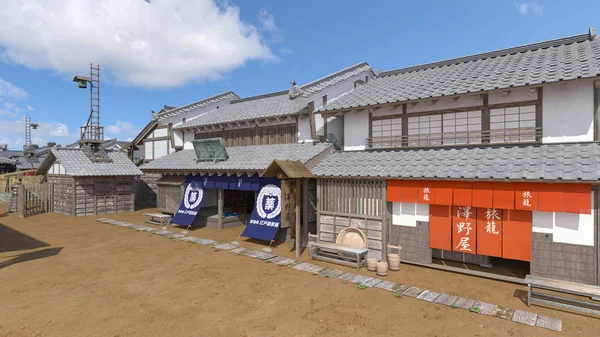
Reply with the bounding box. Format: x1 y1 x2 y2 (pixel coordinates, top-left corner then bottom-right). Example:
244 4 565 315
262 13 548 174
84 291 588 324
174 91 307 129
319 30 600 112
157 91 239 122
300 62 372 98
0 157 16 165
141 143 332 172
311 142 600 182
175 62 372 130
41 148 142 176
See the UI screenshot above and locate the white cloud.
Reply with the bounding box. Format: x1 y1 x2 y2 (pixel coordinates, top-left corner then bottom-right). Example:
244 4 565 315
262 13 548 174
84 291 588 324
26 105 34 111
515 1 544 16
0 77 28 100
0 1 278 88
258 8 282 44
106 120 139 139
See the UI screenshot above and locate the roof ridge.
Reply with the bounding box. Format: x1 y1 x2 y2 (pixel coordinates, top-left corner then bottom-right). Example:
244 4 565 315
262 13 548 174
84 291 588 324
380 33 591 77
230 90 289 104
157 91 238 116
300 61 371 89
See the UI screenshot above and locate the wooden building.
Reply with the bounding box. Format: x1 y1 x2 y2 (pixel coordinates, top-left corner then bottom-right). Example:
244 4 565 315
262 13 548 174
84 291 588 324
36 148 142 216
141 141 331 240
310 28 600 286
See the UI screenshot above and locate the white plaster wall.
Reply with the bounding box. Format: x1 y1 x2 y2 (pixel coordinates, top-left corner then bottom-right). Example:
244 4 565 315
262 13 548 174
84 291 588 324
311 69 373 142
183 130 195 150
297 116 313 143
50 162 66 175
154 140 168 158
488 87 537 105
406 95 484 114
343 110 369 151
542 79 594 143
154 128 168 137
327 117 343 144
173 130 184 147
532 192 595 246
392 202 429 227
144 141 153 160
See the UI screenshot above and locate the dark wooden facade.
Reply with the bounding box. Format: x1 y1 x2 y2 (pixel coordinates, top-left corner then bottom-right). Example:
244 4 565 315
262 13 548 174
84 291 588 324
48 174 135 217
195 124 297 147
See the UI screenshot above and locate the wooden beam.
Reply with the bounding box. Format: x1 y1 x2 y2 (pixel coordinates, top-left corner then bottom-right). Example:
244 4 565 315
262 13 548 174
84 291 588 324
428 99 439 106
450 97 460 103
410 102 419 108
217 188 224 229
302 178 309 253
295 179 301 257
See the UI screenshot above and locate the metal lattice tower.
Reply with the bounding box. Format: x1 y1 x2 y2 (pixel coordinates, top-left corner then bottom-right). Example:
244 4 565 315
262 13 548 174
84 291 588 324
24 116 31 151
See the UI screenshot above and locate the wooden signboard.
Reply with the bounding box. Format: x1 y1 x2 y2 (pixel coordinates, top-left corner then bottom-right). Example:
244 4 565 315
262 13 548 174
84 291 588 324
280 179 296 233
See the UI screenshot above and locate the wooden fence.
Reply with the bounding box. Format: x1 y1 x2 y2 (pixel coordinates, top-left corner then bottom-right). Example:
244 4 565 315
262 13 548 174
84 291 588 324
16 182 54 217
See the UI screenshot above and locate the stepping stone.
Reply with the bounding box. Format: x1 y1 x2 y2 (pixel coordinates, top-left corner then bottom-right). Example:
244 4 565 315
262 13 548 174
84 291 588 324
214 243 238 250
180 237 215 245
390 283 410 294
433 293 452 305
492 306 515 320
338 272 358 282
374 280 397 291
535 315 562 332
318 268 334 275
512 309 537 326
471 301 496 315
452 298 475 310
361 277 382 287
417 290 441 302
269 256 296 266
230 247 248 254
241 249 260 256
135 226 156 232
167 233 187 239
322 270 345 278
440 294 459 306
96 218 110 222
248 251 277 260
154 230 175 236
292 263 323 273
402 286 425 298
351 275 370 284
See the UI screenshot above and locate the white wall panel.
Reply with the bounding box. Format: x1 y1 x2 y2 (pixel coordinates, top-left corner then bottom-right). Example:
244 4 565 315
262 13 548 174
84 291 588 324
543 79 594 143
343 111 369 151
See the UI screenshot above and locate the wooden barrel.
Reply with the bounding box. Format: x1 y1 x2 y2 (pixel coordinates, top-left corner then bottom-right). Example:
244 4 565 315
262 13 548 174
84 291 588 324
376 261 388 276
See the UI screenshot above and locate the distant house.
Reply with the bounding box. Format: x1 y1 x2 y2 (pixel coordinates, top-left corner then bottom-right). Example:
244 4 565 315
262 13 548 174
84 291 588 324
0 145 52 172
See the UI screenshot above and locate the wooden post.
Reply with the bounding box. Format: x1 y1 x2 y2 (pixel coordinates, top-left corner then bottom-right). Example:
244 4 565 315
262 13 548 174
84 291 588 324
217 188 224 229
302 178 309 249
295 179 301 257
17 183 24 218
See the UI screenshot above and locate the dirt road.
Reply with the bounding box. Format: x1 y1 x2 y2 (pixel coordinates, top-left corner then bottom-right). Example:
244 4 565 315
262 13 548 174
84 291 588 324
0 205 597 336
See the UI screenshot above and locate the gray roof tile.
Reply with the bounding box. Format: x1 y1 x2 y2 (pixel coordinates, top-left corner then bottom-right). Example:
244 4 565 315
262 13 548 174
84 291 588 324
320 32 600 112
157 91 239 122
141 143 332 172
175 62 372 129
311 143 600 182
47 148 142 176
175 91 307 129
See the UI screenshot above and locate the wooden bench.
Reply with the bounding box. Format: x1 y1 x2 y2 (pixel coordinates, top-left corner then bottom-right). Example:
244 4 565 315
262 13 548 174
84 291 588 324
308 233 369 270
526 275 600 315
143 213 172 226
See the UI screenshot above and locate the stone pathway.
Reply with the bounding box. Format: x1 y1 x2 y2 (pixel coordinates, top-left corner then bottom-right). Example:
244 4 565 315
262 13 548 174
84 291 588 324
95 218 563 332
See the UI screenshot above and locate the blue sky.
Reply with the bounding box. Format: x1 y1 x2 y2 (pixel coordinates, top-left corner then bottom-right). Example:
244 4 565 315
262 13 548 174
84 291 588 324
0 0 598 148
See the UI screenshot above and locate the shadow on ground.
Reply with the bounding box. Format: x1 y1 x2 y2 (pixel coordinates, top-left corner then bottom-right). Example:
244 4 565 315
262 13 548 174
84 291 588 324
0 247 63 270
0 223 50 253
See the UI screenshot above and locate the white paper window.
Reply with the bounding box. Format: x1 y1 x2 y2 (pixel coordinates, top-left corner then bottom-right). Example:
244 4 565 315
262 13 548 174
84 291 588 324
490 105 537 143
407 114 442 147
442 110 482 145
